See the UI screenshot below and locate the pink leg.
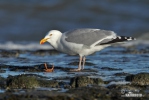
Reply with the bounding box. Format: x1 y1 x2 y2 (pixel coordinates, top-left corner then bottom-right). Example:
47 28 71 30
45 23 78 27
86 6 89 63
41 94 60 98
70 56 82 71
82 57 86 70
78 56 82 69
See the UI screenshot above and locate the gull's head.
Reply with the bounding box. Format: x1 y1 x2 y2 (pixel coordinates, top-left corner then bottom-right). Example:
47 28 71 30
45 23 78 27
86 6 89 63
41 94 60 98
40 30 62 45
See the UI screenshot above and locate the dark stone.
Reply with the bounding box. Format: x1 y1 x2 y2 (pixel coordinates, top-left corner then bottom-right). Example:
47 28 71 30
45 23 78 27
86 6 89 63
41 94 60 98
0 50 20 57
0 69 6 73
70 76 103 88
6 75 39 89
67 86 110 100
125 75 135 81
101 67 122 71
6 74 60 89
114 72 130 76
125 73 149 86
38 79 59 88
0 76 6 89
0 64 9 68
30 50 59 56
5 64 53 72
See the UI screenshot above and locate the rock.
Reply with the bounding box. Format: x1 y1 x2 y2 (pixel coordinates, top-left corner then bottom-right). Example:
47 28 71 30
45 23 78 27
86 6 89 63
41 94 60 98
38 79 59 88
0 64 11 68
7 75 39 89
7 64 51 72
0 90 76 100
70 76 103 88
9 65 42 72
107 84 144 97
31 50 59 56
6 74 60 89
0 76 6 89
114 72 130 76
67 86 110 100
101 67 122 71
125 73 149 86
0 69 6 73
0 50 19 57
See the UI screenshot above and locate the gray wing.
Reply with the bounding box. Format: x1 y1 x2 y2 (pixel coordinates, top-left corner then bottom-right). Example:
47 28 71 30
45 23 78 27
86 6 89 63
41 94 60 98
64 28 117 46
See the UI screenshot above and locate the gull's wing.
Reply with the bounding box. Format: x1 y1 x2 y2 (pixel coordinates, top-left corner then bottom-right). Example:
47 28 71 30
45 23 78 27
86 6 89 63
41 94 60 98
64 28 117 46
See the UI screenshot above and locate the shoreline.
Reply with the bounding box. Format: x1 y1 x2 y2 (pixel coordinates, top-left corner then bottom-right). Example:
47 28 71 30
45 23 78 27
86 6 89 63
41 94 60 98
0 42 149 99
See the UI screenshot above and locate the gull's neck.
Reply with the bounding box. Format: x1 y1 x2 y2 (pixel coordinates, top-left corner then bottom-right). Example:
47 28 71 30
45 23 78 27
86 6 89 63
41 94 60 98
49 33 62 50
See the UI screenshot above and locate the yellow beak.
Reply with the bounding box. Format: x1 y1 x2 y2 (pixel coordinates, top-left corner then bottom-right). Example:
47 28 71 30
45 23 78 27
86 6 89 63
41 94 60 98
40 38 49 44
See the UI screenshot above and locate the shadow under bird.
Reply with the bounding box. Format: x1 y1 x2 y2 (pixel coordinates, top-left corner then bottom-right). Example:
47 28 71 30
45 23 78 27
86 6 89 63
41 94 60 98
40 28 136 71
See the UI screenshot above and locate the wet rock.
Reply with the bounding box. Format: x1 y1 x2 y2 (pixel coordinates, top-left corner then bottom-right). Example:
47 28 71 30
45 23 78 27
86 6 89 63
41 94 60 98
0 64 10 68
0 69 6 73
107 84 144 97
114 72 130 76
53 76 71 81
70 76 103 88
101 67 122 71
125 73 149 86
108 84 133 90
17 74 47 79
6 74 62 89
67 86 110 100
38 79 59 88
7 75 39 89
0 90 75 100
9 66 42 72
31 50 59 56
1 85 140 100
0 50 23 57
0 76 6 89
8 64 50 72
68 61 95 66
0 84 145 100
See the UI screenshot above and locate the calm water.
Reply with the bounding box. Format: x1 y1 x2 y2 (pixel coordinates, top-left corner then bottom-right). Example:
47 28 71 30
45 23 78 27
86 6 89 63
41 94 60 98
0 41 149 82
0 0 149 42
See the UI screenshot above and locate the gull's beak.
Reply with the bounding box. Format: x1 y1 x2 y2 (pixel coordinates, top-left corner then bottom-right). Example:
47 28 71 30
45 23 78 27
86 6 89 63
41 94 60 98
40 38 49 45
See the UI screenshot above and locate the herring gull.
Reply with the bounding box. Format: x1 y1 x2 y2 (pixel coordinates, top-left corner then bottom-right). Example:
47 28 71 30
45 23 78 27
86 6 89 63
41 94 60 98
40 28 135 71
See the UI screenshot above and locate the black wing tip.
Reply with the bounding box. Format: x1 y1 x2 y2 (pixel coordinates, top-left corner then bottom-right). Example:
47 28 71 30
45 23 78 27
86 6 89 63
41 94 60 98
100 36 136 45
116 36 136 41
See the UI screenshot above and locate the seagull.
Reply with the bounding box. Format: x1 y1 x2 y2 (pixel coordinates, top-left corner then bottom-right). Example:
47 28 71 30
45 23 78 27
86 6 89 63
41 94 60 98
40 28 135 71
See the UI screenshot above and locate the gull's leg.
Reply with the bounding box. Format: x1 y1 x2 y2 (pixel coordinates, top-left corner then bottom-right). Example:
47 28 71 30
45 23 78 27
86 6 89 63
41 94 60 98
44 63 54 72
78 56 82 70
44 63 48 69
70 56 82 71
82 56 86 70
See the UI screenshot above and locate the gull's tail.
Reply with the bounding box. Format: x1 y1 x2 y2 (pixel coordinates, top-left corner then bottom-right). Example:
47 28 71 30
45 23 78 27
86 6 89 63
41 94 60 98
100 36 136 45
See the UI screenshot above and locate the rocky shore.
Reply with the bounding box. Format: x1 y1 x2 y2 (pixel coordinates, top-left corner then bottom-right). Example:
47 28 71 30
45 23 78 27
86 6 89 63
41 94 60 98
0 72 149 100
0 44 149 100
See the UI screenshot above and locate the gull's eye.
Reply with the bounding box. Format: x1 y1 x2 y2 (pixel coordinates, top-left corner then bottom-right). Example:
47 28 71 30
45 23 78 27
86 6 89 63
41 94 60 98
50 34 52 36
